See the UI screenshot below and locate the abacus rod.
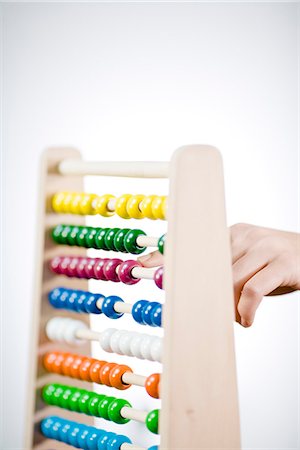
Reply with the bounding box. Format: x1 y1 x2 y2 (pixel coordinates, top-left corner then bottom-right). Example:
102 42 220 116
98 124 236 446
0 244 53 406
120 406 148 423
96 297 133 314
58 160 169 178
131 266 156 280
122 372 146 387
121 445 146 450
75 328 101 341
136 235 159 248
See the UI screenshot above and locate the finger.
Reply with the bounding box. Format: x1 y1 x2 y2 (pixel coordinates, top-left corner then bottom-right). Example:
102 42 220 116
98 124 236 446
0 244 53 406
230 223 252 264
137 251 164 268
237 259 286 327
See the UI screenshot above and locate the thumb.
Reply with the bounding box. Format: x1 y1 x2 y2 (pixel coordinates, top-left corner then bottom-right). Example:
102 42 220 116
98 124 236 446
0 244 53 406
137 251 164 268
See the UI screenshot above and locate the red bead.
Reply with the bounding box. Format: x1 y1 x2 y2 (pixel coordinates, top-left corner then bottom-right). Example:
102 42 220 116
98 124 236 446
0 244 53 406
76 258 89 278
99 362 117 386
58 257 72 277
93 258 108 280
89 360 106 383
85 258 99 279
49 256 63 274
154 266 163 289
118 260 141 285
103 259 122 282
67 257 81 277
145 373 161 398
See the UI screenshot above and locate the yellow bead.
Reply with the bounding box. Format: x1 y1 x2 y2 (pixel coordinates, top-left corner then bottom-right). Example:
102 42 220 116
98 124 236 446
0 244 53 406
51 192 67 213
115 194 132 219
151 196 166 220
79 193 98 215
95 194 116 217
161 196 167 219
70 193 84 214
140 195 157 220
62 192 75 213
126 195 145 219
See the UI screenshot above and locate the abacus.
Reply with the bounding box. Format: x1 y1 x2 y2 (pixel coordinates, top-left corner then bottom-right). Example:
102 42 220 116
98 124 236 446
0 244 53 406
26 146 241 449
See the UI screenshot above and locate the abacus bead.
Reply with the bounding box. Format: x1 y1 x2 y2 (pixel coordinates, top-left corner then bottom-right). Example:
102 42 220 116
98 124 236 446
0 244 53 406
76 258 89 278
68 424 85 448
103 259 122 282
60 225 73 245
97 432 116 450
86 430 103 450
64 319 88 345
113 228 130 252
66 291 80 311
126 194 145 219
99 362 117 387
57 289 71 309
85 228 98 248
96 194 116 217
157 234 165 255
52 419 67 441
69 389 85 411
151 303 162 327
94 258 108 280
118 260 141 285
53 385 66 406
130 334 145 359
99 328 116 353
43 352 58 372
124 229 146 254
40 416 55 438
94 229 109 250
79 358 94 381
132 300 148 324
152 196 166 220
104 228 120 251
42 384 56 404
52 192 66 212
101 295 124 319
78 392 92 414
70 356 86 378
60 387 75 409
148 446 159 450
146 409 159 434
98 396 116 420
67 257 81 277
109 365 132 390
68 226 81 245
77 428 92 449
142 302 161 326
140 335 155 360
76 227 90 246
61 353 76 376
74 292 88 312
52 224 65 244
107 435 132 449
154 266 163 289
88 394 104 416
115 194 131 219
145 373 161 399
48 287 63 308
51 352 66 373
150 338 162 362
85 259 98 279
140 195 157 220
110 330 128 354
50 256 62 273
79 193 97 215
70 193 84 214
118 331 136 356
107 398 131 424
85 294 103 314
89 360 106 383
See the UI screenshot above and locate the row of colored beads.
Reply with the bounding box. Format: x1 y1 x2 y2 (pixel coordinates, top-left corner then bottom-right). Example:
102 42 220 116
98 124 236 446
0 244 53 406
46 318 162 362
43 351 160 398
49 287 162 327
41 415 133 450
42 383 159 434
52 192 167 220
50 256 163 289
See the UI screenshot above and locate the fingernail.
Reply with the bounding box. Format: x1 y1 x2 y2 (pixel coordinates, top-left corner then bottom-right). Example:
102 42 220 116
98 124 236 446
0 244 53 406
241 319 252 328
137 254 152 263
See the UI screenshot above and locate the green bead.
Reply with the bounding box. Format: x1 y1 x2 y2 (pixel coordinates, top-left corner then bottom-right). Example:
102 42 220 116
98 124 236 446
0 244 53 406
98 396 116 420
59 387 75 409
113 228 131 252
42 383 57 405
66 225 81 246
76 227 90 247
51 225 65 244
145 409 159 434
69 389 85 412
94 228 110 250
60 225 73 245
52 385 65 406
124 229 146 254
85 228 98 248
88 394 105 417
158 234 165 255
78 392 92 414
104 228 120 251
107 398 131 424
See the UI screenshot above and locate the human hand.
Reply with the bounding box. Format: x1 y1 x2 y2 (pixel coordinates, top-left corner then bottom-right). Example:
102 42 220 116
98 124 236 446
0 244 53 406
138 224 300 327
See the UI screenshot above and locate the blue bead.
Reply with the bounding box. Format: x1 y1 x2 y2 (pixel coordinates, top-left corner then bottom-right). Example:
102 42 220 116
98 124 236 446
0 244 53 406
107 435 132 449
97 432 116 450
74 292 89 313
85 294 103 314
101 295 124 319
52 419 68 441
86 429 105 450
57 289 71 309
77 427 95 449
148 446 159 450
151 303 162 327
40 416 56 438
142 302 161 326
66 291 80 311
68 424 85 448
132 300 149 324
48 288 64 308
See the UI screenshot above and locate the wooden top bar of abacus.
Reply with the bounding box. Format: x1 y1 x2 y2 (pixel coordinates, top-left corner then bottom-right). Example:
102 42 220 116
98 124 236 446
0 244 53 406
58 160 169 178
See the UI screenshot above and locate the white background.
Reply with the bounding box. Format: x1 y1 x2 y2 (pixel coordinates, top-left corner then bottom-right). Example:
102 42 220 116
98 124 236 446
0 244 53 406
1 2 299 449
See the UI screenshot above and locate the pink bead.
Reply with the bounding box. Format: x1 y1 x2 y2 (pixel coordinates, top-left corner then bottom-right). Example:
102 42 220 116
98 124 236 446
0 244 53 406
49 256 63 274
59 256 72 276
67 257 81 278
85 258 99 279
103 258 122 282
154 266 164 289
93 258 108 280
76 257 89 278
118 260 141 285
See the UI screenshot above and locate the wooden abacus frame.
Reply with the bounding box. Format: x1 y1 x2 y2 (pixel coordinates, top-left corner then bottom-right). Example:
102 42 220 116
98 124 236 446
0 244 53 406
25 145 241 449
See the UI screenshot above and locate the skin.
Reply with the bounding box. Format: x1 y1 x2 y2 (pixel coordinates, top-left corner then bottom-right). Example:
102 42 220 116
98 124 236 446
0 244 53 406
138 224 300 327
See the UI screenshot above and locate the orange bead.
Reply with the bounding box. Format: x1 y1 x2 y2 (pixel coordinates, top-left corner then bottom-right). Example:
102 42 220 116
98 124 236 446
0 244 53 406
99 362 117 387
109 365 132 390
79 358 96 381
69 356 86 379
89 360 106 383
43 352 58 372
51 352 66 374
145 373 161 399
61 353 76 376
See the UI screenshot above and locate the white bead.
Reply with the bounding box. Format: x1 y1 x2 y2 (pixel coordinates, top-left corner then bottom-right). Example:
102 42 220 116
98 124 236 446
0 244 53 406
64 320 88 345
150 337 162 362
118 331 136 356
110 330 127 354
99 328 117 353
56 318 73 342
130 334 146 359
140 335 155 360
45 318 61 341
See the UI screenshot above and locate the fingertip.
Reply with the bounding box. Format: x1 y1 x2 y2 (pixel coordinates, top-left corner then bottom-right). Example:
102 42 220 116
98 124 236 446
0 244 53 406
241 318 253 328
